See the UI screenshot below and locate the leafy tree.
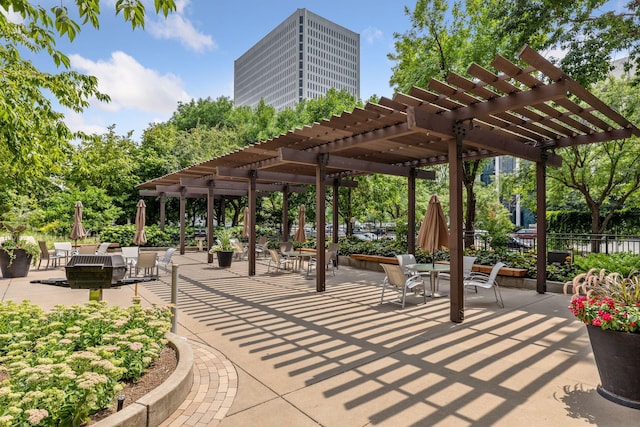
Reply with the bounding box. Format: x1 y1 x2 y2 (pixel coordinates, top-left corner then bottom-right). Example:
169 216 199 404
389 0 509 244
170 96 235 131
493 0 640 86
39 187 122 236
67 126 140 222
0 0 176 227
0 0 176 162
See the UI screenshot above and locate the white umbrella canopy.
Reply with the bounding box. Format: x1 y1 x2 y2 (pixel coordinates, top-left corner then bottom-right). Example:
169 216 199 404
133 200 147 246
417 195 449 253
70 201 87 241
242 207 249 238
294 204 306 243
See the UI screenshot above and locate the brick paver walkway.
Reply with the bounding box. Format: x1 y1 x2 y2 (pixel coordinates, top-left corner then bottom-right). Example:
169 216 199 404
161 340 237 427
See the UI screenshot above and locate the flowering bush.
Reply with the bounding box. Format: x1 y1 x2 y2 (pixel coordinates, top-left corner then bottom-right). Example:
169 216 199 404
0 300 172 426
564 268 640 333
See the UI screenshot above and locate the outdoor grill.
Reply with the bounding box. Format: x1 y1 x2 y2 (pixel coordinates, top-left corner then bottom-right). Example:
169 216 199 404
65 254 127 289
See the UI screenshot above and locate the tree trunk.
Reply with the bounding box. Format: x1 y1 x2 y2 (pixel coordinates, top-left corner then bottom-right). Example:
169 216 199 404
590 203 602 253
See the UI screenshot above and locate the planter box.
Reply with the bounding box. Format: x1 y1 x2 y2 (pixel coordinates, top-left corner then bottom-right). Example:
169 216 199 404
587 325 640 409
0 248 32 278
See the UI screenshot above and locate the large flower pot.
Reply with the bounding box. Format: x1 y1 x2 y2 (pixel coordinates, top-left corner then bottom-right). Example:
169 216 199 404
216 251 234 268
0 248 33 278
586 324 640 409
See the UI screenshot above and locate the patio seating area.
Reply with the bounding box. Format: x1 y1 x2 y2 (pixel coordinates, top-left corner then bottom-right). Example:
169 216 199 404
1 252 637 426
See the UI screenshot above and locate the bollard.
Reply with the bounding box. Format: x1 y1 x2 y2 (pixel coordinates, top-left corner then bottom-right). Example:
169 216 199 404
171 264 178 333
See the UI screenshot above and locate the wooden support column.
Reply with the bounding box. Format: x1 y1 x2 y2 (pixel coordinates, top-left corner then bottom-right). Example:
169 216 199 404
408 168 416 254
159 192 166 231
536 157 548 293
220 197 226 226
282 184 289 241
316 153 328 292
207 182 215 263
449 123 466 323
179 187 186 255
332 179 339 244
248 170 257 276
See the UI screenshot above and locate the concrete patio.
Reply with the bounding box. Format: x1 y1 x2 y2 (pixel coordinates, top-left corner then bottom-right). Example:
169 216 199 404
1 252 637 426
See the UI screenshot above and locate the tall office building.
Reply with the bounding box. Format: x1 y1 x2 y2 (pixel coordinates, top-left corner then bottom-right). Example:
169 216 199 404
234 8 360 111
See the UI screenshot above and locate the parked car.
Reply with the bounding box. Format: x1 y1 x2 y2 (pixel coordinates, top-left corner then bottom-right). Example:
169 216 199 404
505 236 531 249
511 228 537 240
353 232 377 241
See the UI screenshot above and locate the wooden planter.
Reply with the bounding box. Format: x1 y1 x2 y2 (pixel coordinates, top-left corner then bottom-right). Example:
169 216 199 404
587 325 640 409
0 248 33 278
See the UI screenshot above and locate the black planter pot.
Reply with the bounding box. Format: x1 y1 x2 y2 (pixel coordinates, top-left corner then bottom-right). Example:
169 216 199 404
0 248 33 278
216 251 234 268
586 324 640 409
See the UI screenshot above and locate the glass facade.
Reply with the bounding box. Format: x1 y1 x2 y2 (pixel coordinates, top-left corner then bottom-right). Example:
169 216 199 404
234 9 360 111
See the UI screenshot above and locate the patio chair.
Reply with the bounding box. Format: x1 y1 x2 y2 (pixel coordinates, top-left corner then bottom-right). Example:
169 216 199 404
379 263 427 309
327 242 339 268
396 254 417 276
157 247 177 273
267 249 292 273
438 255 477 284
256 236 269 258
120 246 139 276
463 261 505 308
306 250 336 277
96 242 111 255
37 241 62 270
233 241 247 260
77 245 97 254
132 252 158 277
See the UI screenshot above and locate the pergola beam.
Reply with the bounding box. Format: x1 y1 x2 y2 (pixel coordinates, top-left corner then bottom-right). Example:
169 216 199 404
407 107 562 167
278 148 435 180
216 167 358 187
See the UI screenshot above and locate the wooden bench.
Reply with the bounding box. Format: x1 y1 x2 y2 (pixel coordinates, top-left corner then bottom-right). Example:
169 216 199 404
349 254 398 264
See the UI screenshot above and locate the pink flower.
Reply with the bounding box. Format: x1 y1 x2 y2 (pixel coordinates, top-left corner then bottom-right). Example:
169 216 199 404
592 318 602 327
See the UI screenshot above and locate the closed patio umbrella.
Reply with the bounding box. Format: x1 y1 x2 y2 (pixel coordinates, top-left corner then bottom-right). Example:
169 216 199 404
133 200 147 246
242 207 249 238
294 204 306 243
417 195 449 255
70 201 87 242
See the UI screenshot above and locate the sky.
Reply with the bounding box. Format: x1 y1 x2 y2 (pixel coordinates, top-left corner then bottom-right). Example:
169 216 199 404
22 0 413 140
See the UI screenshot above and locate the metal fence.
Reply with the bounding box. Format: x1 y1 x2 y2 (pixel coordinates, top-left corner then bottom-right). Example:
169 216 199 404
469 232 640 256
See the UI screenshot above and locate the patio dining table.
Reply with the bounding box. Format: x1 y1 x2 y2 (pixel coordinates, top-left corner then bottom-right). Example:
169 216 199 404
406 263 450 298
282 250 316 272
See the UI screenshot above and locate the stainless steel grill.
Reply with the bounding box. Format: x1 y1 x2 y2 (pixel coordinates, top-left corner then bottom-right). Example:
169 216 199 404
65 254 127 289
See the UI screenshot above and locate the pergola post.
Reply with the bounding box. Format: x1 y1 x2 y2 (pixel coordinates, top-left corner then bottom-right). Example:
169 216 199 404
179 187 186 255
282 184 289 241
449 124 466 323
408 168 416 254
159 192 166 231
207 182 215 263
248 170 257 276
332 179 339 244
315 153 328 292
536 157 547 293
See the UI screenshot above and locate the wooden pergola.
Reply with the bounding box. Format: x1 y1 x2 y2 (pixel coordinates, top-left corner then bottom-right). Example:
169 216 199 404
138 45 639 323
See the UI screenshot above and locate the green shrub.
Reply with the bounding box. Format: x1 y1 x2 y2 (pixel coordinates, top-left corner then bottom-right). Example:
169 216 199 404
573 252 640 277
0 300 172 426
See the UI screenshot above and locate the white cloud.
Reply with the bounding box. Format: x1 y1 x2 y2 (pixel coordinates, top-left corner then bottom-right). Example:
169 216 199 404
147 9 216 53
69 51 191 115
64 111 109 136
362 27 383 44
